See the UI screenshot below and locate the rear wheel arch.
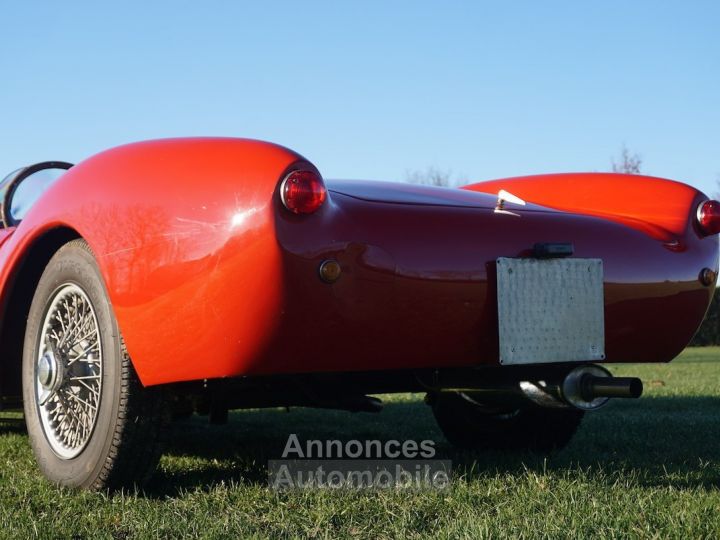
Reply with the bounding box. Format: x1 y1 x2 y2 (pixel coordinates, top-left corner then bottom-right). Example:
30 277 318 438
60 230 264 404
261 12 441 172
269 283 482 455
0 227 82 402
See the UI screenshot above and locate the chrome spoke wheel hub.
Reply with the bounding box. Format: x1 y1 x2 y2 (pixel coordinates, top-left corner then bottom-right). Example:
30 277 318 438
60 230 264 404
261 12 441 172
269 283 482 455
37 350 64 405
36 283 103 459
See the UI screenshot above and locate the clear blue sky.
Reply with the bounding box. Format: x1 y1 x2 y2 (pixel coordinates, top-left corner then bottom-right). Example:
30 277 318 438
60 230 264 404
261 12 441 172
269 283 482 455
2 1 718 195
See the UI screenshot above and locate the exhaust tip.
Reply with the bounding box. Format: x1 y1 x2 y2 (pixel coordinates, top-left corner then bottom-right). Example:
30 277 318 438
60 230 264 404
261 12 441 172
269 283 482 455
562 365 643 410
628 378 643 399
581 374 643 401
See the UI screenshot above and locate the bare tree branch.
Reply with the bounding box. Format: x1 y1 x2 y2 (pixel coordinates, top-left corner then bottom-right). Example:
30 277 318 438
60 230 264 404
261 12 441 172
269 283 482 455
611 145 642 174
405 166 452 187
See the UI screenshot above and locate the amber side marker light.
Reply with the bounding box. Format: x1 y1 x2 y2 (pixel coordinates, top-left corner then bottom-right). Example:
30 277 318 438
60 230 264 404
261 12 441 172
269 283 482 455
700 268 717 287
280 170 327 214
319 259 342 283
697 200 720 236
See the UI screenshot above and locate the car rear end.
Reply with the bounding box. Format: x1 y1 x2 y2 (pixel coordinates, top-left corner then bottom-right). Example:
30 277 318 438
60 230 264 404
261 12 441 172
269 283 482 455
264 175 718 377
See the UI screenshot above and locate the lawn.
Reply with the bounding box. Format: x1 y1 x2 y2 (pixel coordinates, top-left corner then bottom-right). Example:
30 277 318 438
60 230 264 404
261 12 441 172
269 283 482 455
0 348 718 538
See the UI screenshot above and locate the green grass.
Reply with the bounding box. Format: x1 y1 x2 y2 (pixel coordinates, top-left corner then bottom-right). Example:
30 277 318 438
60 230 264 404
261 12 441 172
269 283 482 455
0 348 719 538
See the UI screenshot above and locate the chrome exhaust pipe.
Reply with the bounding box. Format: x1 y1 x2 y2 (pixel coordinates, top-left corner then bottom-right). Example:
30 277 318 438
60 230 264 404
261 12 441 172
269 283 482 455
561 365 643 410
426 364 643 411
580 374 643 399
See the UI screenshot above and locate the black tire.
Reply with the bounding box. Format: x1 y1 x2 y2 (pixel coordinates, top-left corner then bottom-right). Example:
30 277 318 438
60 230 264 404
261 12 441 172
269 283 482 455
430 392 583 452
22 239 167 490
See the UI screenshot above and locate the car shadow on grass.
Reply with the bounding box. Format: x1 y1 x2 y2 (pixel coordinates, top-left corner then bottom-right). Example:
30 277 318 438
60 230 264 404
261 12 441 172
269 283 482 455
146 394 720 498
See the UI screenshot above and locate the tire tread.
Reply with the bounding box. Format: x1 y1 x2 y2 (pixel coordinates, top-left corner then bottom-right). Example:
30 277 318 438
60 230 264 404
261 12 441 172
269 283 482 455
431 392 584 453
91 340 169 491
23 239 168 492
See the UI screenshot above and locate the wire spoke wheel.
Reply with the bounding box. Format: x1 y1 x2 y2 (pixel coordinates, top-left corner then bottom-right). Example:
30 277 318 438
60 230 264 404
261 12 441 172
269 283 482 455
23 240 166 490
36 283 102 459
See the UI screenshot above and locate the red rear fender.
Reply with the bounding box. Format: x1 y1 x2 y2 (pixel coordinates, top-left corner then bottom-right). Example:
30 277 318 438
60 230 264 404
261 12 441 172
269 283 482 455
463 173 706 242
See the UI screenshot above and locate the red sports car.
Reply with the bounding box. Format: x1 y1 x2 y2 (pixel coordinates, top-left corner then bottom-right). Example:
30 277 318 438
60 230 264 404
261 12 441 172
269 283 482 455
0 138 717 490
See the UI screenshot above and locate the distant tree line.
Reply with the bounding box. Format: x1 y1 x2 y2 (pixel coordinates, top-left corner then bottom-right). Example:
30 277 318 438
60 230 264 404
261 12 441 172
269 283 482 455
691 291 720 346
405 166 452 187
689 175 719 346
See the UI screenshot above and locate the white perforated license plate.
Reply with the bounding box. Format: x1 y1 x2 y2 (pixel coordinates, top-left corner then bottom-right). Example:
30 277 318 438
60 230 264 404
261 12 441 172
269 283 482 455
496 257 605 365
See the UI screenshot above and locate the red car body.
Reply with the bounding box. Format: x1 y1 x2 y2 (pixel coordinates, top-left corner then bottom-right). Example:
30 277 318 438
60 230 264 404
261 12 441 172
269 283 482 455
4 137 720 490
0 138 716 393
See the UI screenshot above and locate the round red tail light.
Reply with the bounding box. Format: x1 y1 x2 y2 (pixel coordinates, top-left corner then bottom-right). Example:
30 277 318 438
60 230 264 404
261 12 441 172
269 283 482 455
697 200 720 236
280 170 327 214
